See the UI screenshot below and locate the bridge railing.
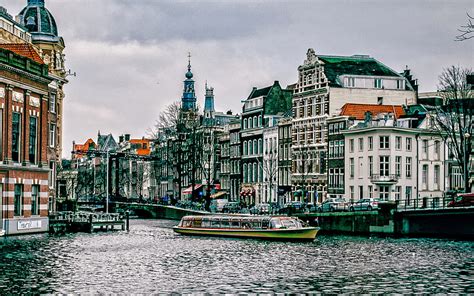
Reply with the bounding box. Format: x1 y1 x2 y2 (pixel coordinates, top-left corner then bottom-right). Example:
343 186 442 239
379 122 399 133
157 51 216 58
52 211 124 223
394 196 454 211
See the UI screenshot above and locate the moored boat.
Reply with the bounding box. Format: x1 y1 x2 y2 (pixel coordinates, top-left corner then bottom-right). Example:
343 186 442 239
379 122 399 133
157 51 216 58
173 215 319 241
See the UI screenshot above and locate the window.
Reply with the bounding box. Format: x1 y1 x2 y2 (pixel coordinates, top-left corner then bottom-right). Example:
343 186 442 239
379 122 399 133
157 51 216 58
49 123 56 147
347 77 355 87
49 93 56 113
243 141 247 155
350 158 354 178
434 165 440 189
397 79 404 90
359 186 363 199
329 141 334 157
379 136 389 149
369 156 373 177
374 78 383 89
349 139 354 152
406 157 412 178
406 138 412 151
12 112 21 162
422 165 428 190
358 138 363 151
368 136 373 150
423 140 428 157
350 186 354 200
395 186 401 200
395 156 401 177
243 119 247 129
358 157 363 178
49 161 56 189
31 185 39 215
377 96 384 105
258 115 262 127
368 185 373 198
379 185 389 200
435 141 440 160
253 116 257 128
406 186 412 205
29 117 37 164
379 156 390 176
396 136 401 150
14 184 23 216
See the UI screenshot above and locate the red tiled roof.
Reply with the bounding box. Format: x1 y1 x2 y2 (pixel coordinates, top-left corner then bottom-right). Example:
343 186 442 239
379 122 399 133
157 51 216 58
0 43 44 64
340 103 405 120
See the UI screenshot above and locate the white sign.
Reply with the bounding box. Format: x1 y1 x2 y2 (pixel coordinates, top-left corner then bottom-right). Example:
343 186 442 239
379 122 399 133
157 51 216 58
18 220 42 230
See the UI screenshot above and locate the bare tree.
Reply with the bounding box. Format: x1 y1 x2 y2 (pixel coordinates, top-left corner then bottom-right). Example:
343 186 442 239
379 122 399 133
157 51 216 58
148 101 181 139
433 65 473 193
259 149 279 203
455 12 474 41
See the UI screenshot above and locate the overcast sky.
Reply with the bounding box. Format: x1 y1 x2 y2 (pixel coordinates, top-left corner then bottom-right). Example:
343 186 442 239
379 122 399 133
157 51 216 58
4 0 474 157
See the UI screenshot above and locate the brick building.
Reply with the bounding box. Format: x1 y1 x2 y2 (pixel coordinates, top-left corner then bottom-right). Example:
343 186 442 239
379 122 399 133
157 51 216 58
0 44 52 235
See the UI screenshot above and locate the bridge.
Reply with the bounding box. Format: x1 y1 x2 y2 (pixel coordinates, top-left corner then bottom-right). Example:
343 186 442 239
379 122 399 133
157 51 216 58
112 202 209 220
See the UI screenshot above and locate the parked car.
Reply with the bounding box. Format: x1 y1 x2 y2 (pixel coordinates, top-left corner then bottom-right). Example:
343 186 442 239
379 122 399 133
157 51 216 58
318 198 348 212
447 193 474 207
222 202 241 213
350 198 381 211
210 199 229 213
250 203 271 215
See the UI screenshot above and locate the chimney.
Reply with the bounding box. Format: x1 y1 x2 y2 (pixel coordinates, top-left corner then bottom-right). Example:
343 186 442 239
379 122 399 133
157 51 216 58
124 134 130 141
119 135 124 143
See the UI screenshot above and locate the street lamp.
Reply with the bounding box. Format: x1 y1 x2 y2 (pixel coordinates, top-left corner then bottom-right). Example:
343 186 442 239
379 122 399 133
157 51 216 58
464 132 471 193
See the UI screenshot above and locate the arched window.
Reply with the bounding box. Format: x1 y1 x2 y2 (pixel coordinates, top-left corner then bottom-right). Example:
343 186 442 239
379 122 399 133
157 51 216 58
258 139 263 154
248 117 252 129
243 118 247 130
253 139 257 155
253 116 257 128
249 141 253 155
243 141 247 155
258 115 262 127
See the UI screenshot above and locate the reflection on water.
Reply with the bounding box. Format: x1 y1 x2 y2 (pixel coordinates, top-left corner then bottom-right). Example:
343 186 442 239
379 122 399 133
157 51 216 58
0 219 473 294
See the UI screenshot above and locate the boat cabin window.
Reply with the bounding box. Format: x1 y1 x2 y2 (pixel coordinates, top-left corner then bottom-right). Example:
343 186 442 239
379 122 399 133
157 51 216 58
261 220 269 229
202 219 211 228
183 219 193 227
211 220 221 227
192 219 202 227
221 220 230 228
230 219 240 228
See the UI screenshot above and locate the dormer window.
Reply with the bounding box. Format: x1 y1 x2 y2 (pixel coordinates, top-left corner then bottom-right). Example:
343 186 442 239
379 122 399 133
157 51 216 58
374 78 383 89
397 79 404 89
347 77 355 87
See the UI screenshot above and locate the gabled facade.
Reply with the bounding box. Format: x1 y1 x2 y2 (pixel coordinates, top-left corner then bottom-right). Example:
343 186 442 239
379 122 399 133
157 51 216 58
292 48 417 203
240 81 292 206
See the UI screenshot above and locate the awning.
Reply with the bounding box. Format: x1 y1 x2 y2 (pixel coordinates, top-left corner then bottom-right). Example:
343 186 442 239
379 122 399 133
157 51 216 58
182 184 203 194
210 191 227 199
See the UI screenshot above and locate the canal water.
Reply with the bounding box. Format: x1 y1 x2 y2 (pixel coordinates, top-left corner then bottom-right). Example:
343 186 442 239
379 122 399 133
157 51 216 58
0 219 472 294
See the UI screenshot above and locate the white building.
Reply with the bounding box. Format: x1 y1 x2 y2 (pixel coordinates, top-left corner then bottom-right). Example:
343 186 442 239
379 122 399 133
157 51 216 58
291 48 417 201
343 115 445 207
262 121 279 204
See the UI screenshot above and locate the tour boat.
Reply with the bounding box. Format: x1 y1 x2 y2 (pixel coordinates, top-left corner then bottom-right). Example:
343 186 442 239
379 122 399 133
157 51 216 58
173 215 319 241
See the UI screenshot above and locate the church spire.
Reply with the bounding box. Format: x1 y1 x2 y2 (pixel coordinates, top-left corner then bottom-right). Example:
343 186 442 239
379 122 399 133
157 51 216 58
181 52 196 111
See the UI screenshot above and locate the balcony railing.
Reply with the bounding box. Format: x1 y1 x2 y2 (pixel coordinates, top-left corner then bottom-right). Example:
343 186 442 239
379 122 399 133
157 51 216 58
370 174 399 184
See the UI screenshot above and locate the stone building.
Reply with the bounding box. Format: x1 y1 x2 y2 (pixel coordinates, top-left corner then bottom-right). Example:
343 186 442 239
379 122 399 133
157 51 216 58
343 112 445 205
240 81 292 206
326 103 406 200
277 116 292 205
228 119 241 201
291 48 417 202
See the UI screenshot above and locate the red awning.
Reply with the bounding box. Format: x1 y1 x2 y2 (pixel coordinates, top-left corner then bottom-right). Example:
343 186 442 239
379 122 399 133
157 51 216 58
182 184 203 194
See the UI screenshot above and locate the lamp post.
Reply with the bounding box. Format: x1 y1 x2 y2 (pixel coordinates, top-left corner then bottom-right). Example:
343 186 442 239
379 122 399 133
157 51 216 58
464 132 471 193
106 149 109 213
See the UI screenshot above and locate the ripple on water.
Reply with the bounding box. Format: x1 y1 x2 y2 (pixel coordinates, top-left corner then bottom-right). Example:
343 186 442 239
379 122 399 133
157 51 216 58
0 219 473 294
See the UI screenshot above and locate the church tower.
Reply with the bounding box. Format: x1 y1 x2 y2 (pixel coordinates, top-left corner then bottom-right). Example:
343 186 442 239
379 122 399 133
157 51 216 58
203 83 215 119
181 53 197 111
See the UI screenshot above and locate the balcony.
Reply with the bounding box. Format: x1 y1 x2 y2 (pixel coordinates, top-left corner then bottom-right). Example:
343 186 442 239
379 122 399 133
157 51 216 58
370 174 398 184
